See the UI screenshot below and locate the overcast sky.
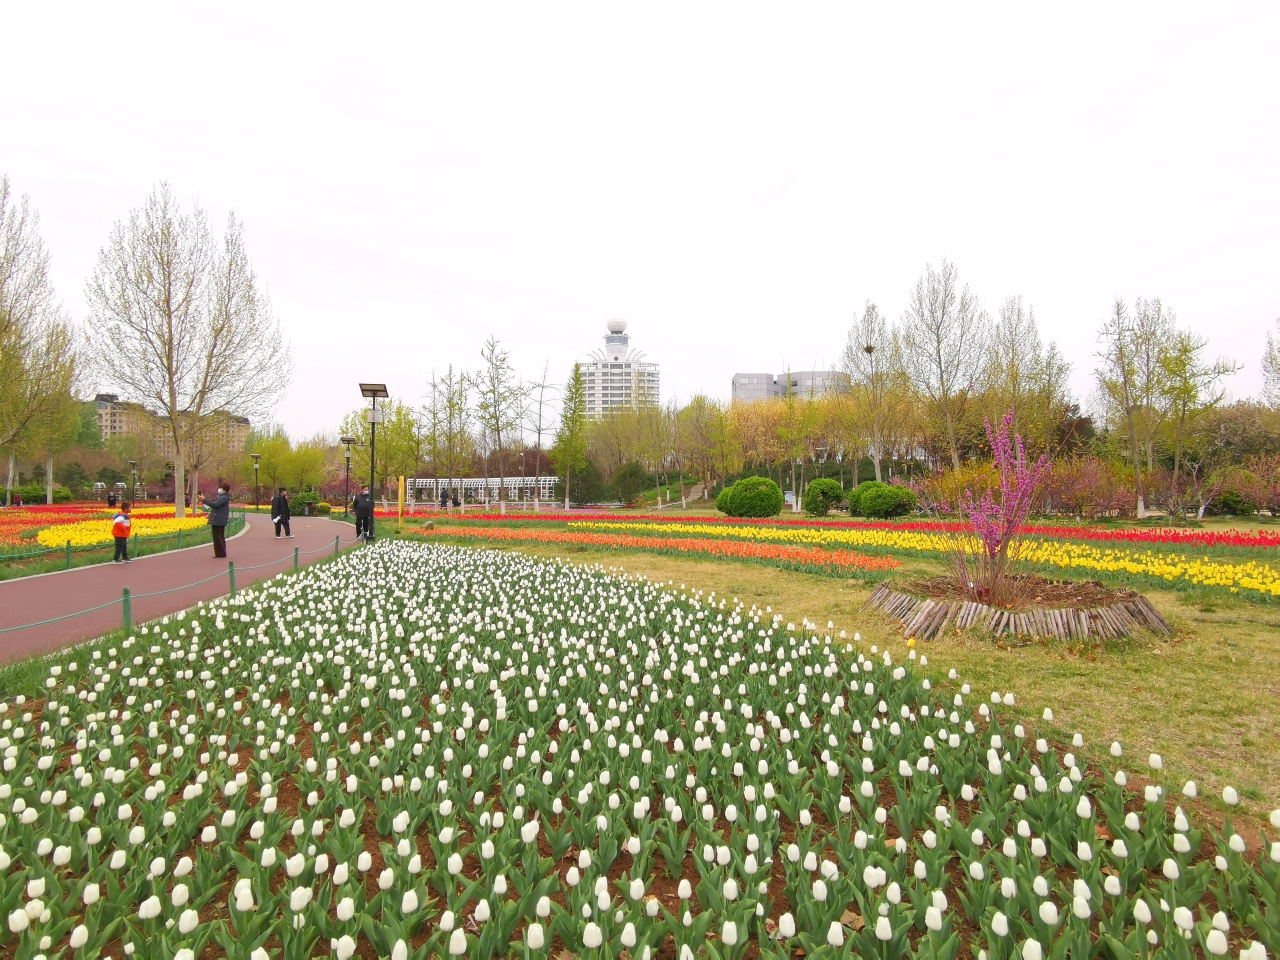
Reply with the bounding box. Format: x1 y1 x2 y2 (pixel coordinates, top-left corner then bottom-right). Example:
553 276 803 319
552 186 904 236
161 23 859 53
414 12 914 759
3 4 1276 437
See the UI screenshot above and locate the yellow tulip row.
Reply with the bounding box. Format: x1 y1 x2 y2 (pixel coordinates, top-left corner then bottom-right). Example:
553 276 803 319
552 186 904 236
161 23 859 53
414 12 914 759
36 515 209 548
570 520 1280 598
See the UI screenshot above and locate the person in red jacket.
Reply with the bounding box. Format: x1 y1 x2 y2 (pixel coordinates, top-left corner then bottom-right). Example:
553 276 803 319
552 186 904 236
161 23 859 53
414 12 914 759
112 502 133 563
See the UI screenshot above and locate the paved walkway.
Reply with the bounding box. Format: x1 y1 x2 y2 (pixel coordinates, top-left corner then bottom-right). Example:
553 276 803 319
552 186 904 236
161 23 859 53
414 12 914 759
0 516 364 663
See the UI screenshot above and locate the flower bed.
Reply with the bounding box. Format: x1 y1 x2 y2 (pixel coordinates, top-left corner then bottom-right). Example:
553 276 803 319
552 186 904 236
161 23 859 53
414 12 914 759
411 524 900 579
34 510 208 548
426 511 1280 552
566 521 1280 600
0 540 1274 959
0 505 118 548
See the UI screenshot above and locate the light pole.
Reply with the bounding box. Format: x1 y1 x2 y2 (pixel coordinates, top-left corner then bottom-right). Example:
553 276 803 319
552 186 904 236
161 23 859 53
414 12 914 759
359 384 389 542
127 461 137 503
340 436 356 516
250 454 261 512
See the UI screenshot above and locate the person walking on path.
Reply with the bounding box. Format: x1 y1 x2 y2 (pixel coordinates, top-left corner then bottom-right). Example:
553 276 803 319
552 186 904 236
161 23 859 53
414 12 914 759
202 481 231 558
111 501 132 563
352 485 373 540
271 487 293 539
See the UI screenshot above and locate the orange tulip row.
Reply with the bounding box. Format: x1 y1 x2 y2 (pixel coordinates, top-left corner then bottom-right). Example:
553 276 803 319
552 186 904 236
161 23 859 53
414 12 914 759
411 523 901 576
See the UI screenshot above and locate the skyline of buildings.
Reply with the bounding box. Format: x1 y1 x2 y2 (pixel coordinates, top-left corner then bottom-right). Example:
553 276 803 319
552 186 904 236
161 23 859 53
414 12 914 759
94 394 250 460
730 369 847 402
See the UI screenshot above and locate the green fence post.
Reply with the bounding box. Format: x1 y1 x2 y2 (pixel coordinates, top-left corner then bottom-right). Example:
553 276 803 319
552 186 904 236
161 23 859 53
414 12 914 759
333 536 339 557
65 540 71 570
122 587 132 632
294 546 299 571
228 561 236 596
178 528 183 550
132 532 138 559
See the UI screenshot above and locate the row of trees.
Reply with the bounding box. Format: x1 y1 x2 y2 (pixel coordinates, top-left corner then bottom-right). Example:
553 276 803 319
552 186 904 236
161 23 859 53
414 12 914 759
0 176 290 513
319 259 1275 515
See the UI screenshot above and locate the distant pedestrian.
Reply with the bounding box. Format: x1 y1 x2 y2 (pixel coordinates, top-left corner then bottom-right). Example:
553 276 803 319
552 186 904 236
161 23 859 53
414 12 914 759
271 487 293 539
202 481 231 558
352 485 373 540
107 491 118 508
439 486 448 510
111 501 132 563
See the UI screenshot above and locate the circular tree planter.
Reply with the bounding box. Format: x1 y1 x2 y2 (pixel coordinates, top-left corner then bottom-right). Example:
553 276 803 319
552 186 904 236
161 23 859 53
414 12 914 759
864 575 1173 642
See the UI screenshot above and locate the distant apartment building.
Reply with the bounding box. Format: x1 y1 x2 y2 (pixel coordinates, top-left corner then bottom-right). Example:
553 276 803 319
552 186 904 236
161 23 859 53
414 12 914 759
730 370 847 401
94 394 249 458
582 320 660 418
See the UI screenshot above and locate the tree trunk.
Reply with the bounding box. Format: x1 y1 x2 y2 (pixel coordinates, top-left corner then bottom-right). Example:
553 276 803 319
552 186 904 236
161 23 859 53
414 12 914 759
173 446 186 518
189 470 199 511
872 425 883 482
1123 408 1145 518
45 455 54 504
6 450 14 506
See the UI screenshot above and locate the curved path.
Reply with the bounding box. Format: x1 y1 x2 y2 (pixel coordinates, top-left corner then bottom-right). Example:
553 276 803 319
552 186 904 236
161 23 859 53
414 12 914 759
0 516 364 663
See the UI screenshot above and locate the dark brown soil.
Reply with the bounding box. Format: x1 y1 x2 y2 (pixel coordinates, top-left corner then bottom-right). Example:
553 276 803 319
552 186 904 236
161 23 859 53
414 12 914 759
898 574 1135 611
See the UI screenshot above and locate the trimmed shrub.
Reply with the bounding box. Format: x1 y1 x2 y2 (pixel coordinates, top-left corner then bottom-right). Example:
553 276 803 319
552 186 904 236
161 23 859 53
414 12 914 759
804 478 844 516
11 484 73 504
852 480 916 518
728 476 783 518
316 501 332 515
715 484 735 515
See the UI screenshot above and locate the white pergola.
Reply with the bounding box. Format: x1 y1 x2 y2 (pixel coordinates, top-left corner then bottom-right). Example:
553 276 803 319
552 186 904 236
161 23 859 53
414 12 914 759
409 476 558 503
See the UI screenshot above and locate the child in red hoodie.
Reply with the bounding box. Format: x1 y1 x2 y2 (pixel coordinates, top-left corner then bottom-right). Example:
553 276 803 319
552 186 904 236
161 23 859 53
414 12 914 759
112 502 132 563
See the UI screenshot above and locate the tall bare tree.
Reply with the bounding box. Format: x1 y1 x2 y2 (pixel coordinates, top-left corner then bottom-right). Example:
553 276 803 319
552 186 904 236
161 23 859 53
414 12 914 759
525 360 558 510
86 184 290 516
473 337 526 514
841 301 897 481
1095 298 1148 516
426 365 473 510
1262 319 1280 409
900 260 988 470
0 176 78 504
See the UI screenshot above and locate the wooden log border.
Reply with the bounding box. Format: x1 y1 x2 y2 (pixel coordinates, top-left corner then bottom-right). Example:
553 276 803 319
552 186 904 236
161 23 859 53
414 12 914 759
863 582 1173 642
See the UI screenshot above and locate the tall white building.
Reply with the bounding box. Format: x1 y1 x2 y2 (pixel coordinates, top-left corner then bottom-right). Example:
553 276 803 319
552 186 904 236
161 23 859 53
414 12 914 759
582 320 660 417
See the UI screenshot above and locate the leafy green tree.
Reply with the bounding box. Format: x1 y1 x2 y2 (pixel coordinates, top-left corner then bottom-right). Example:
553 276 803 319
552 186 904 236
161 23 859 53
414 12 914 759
613 461 649 504
76 401 104 449
550 364 588 508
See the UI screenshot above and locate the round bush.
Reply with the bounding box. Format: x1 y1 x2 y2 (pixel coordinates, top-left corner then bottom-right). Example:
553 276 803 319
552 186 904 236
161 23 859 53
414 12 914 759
728 476 783 518
855 480 917 518
715 484 735 515
316 501 332 515
804 478 844 516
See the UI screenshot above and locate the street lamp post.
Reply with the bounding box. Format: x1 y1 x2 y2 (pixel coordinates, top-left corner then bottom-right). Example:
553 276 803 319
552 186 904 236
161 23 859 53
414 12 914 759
359 384 389 542
250 454 261 512
128 461 137 504
340 436 356 517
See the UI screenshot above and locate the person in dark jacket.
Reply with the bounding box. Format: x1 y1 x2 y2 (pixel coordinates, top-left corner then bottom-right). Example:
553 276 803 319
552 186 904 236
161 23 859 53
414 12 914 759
202 481 232 558
271 487 292 539
439 486 448 511
352 485 374 540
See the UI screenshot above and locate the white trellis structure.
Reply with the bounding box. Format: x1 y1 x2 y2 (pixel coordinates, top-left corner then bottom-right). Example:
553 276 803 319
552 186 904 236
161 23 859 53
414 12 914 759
409 476 558 504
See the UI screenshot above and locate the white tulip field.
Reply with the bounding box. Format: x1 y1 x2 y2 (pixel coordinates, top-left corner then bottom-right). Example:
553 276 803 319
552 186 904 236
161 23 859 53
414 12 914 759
1 540 1276 960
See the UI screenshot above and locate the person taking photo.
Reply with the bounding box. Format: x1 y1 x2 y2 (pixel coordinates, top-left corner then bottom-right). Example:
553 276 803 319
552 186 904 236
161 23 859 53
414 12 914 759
202 481 231 558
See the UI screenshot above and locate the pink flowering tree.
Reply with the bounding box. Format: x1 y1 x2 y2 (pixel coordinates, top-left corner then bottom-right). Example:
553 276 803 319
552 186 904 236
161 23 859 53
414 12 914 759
948 409 1049 605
